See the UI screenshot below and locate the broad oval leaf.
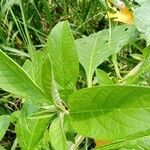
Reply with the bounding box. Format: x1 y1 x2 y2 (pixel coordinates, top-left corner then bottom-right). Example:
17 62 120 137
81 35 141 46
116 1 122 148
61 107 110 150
0 50 50 104
75 25 138 86
68 86 150 140
0 115 10 141
46 21 79 91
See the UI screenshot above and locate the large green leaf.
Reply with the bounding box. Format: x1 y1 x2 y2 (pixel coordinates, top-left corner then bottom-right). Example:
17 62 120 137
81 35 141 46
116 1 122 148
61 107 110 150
46 21 79 95
68 86 150 140
0 115 10 141
0 50 50 104
49 117 67 150
16 102 54 150
134 0 150 45
75 25 138 86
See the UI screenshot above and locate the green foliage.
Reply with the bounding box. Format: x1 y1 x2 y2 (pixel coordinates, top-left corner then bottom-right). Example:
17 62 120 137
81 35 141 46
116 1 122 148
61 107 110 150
0 50 50 104
16 102 52 150
0 1 150 149
46 21 79 100
75 25 138 87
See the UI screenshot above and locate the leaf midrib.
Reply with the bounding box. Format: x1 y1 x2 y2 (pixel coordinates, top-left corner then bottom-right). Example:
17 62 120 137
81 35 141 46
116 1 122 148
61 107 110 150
26 120 38 150
70 107 150 114
87 38 98 86
0 51 47 101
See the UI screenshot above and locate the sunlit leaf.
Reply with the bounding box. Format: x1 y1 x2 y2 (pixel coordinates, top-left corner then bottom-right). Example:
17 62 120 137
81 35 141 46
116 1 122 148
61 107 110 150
75 25 138 86
69 86 150 140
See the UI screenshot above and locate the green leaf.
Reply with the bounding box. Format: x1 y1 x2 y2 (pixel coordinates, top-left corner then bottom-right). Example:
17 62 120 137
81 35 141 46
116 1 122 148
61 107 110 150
134 0 150 45
40 56 52 98
0 115 10 141
75 25 138 87
0 50 50 104
39 130 52 150
46 21 79 96
96 69 113 85
68 86 150 140
16 102 54 150
23 51 53 99
49 116 67 150
10 111 20 124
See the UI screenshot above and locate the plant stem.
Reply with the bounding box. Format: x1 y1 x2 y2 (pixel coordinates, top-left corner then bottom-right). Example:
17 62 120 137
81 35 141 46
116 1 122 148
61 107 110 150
112 54 122 79
11 138 18 150
87 74 93 88
68 135 85 150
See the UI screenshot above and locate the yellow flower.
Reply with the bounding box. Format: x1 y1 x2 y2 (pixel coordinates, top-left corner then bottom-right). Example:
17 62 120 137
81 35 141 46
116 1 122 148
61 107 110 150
106 0 134 24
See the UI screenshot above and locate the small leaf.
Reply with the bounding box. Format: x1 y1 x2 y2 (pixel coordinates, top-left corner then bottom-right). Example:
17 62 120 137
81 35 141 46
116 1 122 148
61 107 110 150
10 111 20 123
96 69 113 85
130 53 143 61
0 115 10 141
